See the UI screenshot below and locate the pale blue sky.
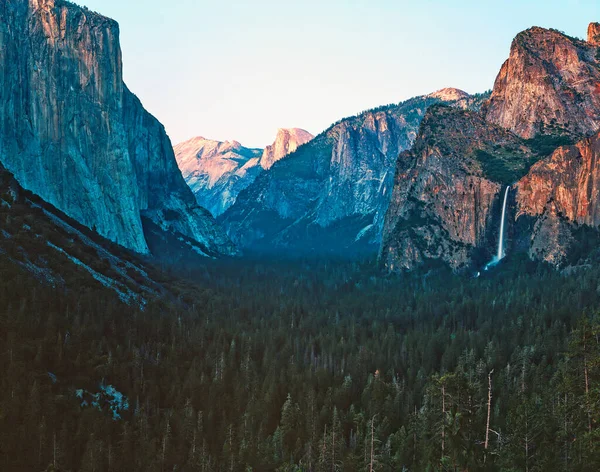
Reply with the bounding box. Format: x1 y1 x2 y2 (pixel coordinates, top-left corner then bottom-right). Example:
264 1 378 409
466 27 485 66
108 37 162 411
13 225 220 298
79 0 600 148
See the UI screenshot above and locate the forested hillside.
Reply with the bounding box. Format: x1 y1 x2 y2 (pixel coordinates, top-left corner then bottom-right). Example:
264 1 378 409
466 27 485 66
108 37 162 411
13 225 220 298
1 255 599 471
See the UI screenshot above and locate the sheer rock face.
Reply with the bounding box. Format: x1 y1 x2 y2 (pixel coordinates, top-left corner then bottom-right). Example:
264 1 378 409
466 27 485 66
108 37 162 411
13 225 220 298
514 131 600 265
221 93 481 255
382 24 600 272
174 129 312 217
380 106 534 272
260 128 314 170
483 25 600 139
0 0 236 255
589 22 600 46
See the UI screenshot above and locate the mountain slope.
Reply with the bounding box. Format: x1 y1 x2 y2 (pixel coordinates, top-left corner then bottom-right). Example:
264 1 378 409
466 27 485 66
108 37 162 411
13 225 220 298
0 164 164 305
380 105 539 271
221 90 486 256
0 0 235 256
483 25 600 139
174 129 313 217
382 22 600 272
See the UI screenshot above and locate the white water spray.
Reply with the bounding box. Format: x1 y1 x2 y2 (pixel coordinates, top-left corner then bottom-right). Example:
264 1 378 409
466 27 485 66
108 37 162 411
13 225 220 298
484 186 510 270
497 186 509 260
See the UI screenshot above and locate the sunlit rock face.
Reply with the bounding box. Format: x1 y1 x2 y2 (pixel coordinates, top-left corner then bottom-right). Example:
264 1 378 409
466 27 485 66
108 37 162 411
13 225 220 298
260 128 314 170
514 131 600 266
483 25 600 139
221 91 485 255
380 105 534 272
427 88 470 102
174 129 313 217
0 0 235 255
175 137 263 217
588 22 600 46
381 24 600 272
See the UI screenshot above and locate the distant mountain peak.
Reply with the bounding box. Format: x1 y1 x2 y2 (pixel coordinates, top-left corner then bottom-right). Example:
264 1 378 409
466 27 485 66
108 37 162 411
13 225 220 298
260 128 314 170
174 128 312 217
427 88 470 101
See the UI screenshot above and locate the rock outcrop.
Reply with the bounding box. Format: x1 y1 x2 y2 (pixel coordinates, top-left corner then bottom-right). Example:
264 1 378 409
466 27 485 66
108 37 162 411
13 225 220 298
514 130 600 266
0 0 235 256
260 128 314 170
221 91 485 255
380 105 537 271
427 88 470 102
589 22 600 46
483 25 600 139
174 129 313 217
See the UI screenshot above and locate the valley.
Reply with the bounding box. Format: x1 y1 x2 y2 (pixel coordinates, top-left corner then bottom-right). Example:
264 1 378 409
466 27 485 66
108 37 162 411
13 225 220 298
1 0 600 470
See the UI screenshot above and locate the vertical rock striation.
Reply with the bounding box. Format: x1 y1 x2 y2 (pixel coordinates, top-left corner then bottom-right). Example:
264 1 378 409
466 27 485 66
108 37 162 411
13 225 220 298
514 130 600 265
0 0 235 255
221 90 484 255
259 128 314 170
382 23 600 272
588 22 600 46
380 106 535 272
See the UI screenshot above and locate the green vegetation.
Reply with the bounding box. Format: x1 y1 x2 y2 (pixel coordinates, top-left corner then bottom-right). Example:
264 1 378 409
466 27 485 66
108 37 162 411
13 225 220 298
474 131 574 186
2 250 600 470
474 149 525 185
525 133 575 157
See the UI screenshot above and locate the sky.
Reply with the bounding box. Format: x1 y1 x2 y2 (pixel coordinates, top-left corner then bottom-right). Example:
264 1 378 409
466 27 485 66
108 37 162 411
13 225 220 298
78 0 600 148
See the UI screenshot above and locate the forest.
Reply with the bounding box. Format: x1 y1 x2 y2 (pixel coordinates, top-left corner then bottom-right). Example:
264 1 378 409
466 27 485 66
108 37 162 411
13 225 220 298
1 253 600 471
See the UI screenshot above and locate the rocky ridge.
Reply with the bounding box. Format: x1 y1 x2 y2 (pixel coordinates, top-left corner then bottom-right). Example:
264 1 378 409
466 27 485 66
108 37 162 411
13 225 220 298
483 26 600 139
174 129 313 217
221 90 486 255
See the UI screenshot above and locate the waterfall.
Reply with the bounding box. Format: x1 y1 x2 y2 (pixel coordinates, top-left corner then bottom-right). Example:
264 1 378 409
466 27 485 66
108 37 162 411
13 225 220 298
484 186 510 270
497 186 510 260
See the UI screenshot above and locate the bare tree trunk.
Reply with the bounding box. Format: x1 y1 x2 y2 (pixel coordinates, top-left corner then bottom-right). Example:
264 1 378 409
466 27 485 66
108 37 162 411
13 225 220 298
413 405 417 465
583 333 592 436
485 369 494 461
564 393 568 470
441 383 446 461
331 427 335 472
53 432 57 469
525 410 529 472
369 416 375 472
322 424 327 469
229 424 234 472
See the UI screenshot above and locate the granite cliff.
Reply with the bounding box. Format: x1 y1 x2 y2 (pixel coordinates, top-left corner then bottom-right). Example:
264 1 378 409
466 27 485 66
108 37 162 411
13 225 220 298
514 130 600 266
380 106 538 271
260 128 315 170
0 0 235 256
221 90 484 255
483 26 600 139
382 23 600 272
